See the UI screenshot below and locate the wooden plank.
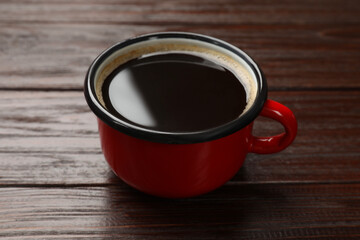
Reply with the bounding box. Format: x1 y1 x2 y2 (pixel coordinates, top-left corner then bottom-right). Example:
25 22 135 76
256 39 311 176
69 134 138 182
1 151 360 185
0 183 360 239
0 1 359 89
1 23 359 90
0 90 359 185
0 23 165 90
1 0 359 25
0 153 114 185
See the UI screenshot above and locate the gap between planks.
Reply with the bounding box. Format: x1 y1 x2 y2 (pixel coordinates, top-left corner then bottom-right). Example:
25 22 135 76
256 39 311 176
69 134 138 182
1 87 360 92
2 180 360 189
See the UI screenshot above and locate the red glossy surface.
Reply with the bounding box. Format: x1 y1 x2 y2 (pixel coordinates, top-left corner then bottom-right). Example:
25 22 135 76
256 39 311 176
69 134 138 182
250 100 298 154
98 119 252 198
97 99 297 198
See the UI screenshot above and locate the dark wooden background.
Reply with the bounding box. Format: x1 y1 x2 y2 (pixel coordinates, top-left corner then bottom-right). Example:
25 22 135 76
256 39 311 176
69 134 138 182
1 0 360 239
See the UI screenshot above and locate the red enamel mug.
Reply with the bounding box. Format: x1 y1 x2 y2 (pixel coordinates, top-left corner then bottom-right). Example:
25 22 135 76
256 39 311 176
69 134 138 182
84 32 297 198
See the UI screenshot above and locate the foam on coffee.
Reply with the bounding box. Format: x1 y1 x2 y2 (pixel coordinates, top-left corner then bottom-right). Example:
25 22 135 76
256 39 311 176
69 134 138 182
93 38 258 132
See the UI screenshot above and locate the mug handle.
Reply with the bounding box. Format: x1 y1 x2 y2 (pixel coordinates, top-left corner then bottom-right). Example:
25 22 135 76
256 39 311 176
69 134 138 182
250 99 298 154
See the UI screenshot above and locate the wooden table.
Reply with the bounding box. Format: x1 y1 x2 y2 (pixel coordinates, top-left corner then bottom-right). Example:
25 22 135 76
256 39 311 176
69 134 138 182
1 1 360 239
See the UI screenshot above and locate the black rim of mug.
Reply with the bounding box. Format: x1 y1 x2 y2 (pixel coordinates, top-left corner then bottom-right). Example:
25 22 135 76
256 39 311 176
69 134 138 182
84 32 268 144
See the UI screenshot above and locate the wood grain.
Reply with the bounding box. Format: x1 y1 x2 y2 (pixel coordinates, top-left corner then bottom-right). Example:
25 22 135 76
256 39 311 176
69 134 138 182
0 0 360 89
1 183 360 239
0 90 359 185
1 0 359 25
0 153 114 186
1 1 360 239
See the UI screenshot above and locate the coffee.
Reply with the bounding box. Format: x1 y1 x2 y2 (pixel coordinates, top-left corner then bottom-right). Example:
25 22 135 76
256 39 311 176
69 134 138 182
101 52 247 132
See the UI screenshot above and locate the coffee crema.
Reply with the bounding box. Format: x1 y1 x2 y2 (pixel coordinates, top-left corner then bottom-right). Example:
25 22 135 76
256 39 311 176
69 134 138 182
101 51 248 132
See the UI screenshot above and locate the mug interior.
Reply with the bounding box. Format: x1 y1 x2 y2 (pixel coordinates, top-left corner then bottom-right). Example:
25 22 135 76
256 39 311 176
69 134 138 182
85 32 267 144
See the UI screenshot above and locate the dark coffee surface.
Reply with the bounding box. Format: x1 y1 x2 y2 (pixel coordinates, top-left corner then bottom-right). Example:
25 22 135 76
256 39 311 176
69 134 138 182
101 52 246 132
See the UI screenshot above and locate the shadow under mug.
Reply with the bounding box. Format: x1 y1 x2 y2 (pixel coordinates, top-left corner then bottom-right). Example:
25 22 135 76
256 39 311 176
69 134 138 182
84 32 298 198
